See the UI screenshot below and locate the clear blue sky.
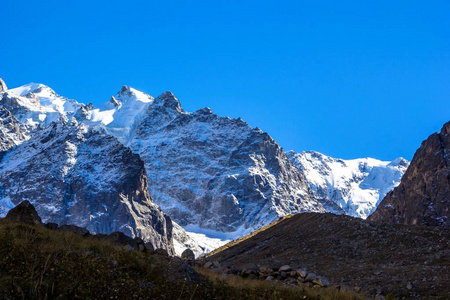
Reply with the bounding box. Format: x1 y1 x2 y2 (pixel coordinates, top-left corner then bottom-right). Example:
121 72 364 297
1 0 449 161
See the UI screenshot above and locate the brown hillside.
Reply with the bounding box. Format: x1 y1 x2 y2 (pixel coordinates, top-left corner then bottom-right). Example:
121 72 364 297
369 121 450 227
209 213 450 298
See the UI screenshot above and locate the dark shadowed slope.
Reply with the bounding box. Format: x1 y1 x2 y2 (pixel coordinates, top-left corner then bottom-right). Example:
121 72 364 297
209 213 450 298
369 121 450 227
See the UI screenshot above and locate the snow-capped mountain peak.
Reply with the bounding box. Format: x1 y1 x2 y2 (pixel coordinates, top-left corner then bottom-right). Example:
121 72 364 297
2 83 81 128
287 150 409 219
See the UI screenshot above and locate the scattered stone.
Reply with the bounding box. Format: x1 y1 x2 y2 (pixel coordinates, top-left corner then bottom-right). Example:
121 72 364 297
305 272 318 282
204 261 213 269
407 282 413 290
286 277 298 284
279 265 292 272
266 275 275 281
270 260 282 270
230 265 240 274
244 263 260 273
312 276 330 287
297 268 308 278
212 261 221 268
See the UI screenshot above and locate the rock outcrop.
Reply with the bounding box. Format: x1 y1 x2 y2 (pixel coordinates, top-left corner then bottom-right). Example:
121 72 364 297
0 107 30 151
0 77 7 92
4 200 42 225
369 121 450 227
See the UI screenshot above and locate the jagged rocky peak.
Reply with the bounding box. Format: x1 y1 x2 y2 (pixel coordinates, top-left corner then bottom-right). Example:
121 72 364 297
369 120 450 227
115 85 153 103
154 91 182 111
196 107 213 115
0 77 7 92
120 90 323 238
109 95 121 107
72 103 94 121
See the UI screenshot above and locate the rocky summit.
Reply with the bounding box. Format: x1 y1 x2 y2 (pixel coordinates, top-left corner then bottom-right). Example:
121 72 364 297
369 120 450 227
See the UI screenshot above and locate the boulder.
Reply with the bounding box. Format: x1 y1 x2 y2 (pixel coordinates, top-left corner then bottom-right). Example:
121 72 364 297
304 272 318 282
154 248 169 256
296 268 308 278
279 265 292 272
312 276 330 287
181 249 195 261
4 201 42 225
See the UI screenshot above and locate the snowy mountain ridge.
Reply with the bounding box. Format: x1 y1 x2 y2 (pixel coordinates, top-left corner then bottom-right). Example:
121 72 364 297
287 150 409 218
1 79 409 256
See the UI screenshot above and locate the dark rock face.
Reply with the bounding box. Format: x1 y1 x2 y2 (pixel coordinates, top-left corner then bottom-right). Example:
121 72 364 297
0 122 174 254
4 200 42 225
369 121 450 227
0 78 7 92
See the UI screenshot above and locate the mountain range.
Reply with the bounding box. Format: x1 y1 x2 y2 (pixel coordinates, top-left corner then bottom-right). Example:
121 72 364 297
0 78 409 255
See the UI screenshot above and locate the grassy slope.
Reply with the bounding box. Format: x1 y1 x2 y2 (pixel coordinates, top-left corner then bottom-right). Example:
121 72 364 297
0 219 361 300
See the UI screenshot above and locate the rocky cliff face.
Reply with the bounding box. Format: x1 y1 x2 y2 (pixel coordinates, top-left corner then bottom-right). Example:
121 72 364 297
0 107 30 151
288 151 409 218
0 80 174 253
92 88 324 238
369 121 450 227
